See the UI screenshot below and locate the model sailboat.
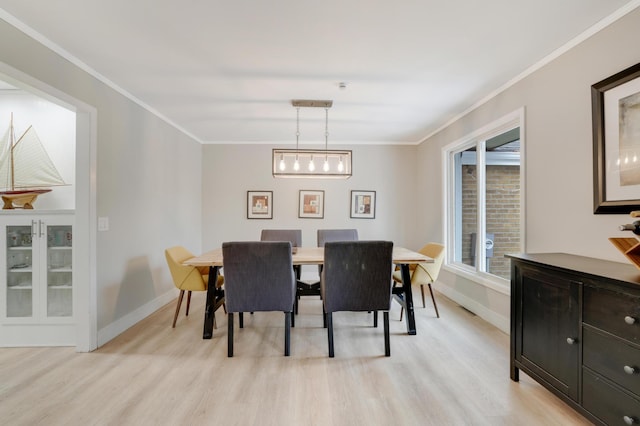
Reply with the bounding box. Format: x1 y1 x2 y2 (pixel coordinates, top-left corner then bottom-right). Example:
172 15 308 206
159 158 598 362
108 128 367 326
0 113 66 209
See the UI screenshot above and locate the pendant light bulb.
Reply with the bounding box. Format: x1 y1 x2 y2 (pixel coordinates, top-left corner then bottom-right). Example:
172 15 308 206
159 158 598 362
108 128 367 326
294 156 300 171
338 156 344 172
323 157 330 172
308 155 315 171
279 154 286 171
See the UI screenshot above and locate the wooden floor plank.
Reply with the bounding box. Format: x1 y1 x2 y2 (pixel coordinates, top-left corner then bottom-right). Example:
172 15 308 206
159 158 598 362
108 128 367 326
0 289 590 425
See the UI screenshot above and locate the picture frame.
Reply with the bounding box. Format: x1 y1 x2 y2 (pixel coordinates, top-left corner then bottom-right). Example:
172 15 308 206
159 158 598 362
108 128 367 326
299 190 324 219
592 62 640 214
350 190 376 219
247 191 273 219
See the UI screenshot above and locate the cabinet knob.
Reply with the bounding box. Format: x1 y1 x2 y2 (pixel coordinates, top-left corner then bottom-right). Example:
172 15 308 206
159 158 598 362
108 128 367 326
624 365 638 375
623 415 638 425
625 316 637 325
566 337 577 345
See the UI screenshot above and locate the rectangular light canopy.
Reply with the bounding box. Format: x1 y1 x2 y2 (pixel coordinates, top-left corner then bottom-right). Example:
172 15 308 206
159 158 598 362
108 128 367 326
272 149 352 179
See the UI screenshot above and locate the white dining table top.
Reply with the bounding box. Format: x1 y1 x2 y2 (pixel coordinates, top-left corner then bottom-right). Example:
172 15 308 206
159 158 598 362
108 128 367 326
184 246 432 267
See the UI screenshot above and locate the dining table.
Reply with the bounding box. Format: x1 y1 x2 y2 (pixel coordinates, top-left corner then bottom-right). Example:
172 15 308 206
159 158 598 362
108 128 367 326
184 246 433 339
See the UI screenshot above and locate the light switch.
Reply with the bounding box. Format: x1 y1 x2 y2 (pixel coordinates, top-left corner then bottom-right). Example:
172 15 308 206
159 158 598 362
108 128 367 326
98 217 109 231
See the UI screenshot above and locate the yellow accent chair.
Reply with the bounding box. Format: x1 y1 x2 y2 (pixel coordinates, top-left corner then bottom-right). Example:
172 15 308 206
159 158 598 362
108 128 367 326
393 243 445 319
165 246 225 328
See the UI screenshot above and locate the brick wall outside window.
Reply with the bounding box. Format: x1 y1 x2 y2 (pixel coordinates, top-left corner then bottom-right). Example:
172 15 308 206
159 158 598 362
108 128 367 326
461 164 520 279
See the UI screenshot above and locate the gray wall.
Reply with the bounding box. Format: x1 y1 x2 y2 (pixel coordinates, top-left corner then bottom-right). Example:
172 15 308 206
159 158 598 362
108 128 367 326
2 6 638 344
201 144 419 279
415 8 640 331
0 18 204 343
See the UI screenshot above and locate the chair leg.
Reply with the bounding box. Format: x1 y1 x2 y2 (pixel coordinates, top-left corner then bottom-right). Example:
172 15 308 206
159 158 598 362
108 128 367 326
223 303 227 314
291 304 295 328
327 312 334 358
185 291 192 316
384 311 390 357
420 284 426 308
227 313 234 357
239 312 244 328
284 312 291 356
172 290 185 328
428 284 440 318
399 307 403 321
213 313 217 329
373 310 378 328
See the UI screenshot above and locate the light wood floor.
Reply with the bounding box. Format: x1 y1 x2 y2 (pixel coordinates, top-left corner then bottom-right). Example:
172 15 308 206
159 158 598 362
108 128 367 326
0 289 591 426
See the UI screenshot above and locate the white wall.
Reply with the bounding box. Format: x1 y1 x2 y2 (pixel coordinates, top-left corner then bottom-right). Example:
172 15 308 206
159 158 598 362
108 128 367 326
416 7 640 332
201 144 419 280
2 6 638 345
0 18 204 345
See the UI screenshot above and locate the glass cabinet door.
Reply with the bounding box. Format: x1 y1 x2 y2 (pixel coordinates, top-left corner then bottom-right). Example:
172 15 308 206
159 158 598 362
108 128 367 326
46 225 72 317
6 225 34 318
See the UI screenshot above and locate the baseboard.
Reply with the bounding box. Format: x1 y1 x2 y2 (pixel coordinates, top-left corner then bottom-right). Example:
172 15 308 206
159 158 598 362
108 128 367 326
436 282 510 334
97 289 177 347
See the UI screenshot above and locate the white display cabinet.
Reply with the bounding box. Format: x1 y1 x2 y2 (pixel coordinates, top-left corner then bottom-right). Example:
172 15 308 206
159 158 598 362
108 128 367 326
1 212 74 346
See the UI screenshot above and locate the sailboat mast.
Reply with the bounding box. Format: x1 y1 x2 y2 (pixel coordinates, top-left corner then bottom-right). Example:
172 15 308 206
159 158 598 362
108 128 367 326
9 112 15 191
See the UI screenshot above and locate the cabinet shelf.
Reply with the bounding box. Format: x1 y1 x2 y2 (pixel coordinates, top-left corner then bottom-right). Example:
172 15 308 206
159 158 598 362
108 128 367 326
9 267 33 273
8 284 33 290
48 267 72 273
8 246 32 251
48 285 72 290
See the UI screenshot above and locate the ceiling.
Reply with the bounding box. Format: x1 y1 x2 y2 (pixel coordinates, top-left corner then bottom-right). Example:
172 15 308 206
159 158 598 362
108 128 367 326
0 1 636 145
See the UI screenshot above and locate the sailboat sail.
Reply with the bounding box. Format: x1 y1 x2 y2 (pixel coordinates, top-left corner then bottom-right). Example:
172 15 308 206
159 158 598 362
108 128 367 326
0 118 66 192
0 127 10 190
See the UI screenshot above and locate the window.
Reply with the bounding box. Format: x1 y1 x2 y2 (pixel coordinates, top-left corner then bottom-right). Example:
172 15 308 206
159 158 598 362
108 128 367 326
444 110 524 285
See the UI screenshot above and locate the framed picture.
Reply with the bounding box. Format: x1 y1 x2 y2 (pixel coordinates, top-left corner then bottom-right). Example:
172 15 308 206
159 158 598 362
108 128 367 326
350 190 376 219
299 190 324 219
247 191 273 219
592 62 640 214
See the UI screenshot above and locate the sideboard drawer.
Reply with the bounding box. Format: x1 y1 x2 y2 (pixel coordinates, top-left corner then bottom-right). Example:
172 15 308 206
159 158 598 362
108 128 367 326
584 286 640 344
583 326 640 397
583 369 640 426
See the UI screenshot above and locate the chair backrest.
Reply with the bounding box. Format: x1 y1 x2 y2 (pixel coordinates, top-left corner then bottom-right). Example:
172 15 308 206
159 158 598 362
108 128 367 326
413 243 445 284
165 246 207 291
317 229 359 247
260 229 302 248
322 241 393 313
222 241 296 313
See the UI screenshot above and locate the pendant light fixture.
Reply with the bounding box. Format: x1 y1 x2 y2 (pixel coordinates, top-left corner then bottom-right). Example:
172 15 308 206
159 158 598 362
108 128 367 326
273 100 352 179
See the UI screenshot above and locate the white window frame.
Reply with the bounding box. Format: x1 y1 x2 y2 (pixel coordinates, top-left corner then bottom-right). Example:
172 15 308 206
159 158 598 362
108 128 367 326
441 108 526 295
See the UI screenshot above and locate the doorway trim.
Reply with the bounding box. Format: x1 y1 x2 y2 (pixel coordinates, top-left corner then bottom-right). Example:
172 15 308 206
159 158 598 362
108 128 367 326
0 61 98 351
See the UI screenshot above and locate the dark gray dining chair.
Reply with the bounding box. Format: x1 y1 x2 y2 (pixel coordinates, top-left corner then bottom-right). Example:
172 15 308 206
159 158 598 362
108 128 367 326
305 229 360 322
316 228 359 280
317 229 359 247
260 229 302 248
222 241 296 357
321 240 394 357
260 229 302 323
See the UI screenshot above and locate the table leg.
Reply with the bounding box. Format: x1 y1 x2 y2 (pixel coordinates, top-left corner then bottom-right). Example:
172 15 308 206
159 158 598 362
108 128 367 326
400 263 417 335
203 265 219 339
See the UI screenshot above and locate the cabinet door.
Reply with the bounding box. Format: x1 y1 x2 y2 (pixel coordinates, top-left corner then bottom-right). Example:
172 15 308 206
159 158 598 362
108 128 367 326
1 216 73 322
3 222 37 319
514 263 581 401
45 223 73 317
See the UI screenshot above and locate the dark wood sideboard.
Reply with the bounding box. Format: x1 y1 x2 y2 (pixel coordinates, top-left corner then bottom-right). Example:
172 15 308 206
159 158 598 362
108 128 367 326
508 253 640 425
